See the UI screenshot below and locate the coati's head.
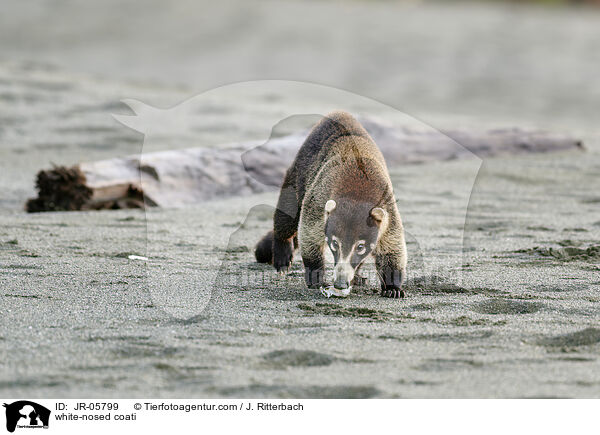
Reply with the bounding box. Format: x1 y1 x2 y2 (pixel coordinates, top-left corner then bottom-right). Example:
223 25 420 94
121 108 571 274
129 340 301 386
324 198 388 290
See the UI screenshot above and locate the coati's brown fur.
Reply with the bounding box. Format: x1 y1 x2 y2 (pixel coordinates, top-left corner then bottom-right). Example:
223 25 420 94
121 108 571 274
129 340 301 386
255 111 407 298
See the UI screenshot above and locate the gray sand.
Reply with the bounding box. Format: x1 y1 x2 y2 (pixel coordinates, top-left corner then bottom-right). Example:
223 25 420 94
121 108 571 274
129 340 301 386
2 151 599 398
1 0 600 398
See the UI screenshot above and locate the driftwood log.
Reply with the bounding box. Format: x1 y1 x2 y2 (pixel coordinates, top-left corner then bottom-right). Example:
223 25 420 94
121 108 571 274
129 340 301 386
26 117 584 212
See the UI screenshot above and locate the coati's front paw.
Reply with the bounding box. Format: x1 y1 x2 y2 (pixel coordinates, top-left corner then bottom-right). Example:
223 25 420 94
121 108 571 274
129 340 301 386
378 267 405 298
380 285 406 299
304 267 325 289
273 237 294 272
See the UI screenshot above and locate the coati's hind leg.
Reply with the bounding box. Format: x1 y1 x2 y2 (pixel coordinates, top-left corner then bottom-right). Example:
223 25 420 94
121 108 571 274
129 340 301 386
273 178 300 272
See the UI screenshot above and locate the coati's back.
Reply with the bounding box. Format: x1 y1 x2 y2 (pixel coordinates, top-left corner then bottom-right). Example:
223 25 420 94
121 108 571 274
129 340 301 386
293 111 389 204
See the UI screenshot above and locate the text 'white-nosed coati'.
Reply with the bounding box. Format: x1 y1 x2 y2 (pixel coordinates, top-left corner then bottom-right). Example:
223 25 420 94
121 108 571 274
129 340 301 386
255 111 407 298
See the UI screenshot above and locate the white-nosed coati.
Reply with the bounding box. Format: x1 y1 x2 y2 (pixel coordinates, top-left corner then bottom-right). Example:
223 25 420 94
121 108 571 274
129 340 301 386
255 111 407 298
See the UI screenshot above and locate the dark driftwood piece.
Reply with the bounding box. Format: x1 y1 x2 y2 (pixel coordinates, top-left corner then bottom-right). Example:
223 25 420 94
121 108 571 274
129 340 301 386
26 118 584 212
26 165 147 212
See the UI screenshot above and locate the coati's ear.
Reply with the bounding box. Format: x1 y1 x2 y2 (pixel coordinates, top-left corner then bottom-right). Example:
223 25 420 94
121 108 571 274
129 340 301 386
325 199 337 214
370 207 387 226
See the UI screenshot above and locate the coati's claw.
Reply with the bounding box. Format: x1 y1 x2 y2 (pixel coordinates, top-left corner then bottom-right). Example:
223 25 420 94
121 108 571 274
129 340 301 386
378 266 405 298
273 256 292 272
274 262 291 273
304 268 325 289
352 275 368 287
381 287 405 299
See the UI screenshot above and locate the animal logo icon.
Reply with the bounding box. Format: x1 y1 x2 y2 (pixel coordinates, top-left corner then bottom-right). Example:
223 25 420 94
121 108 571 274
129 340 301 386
3 401 51 433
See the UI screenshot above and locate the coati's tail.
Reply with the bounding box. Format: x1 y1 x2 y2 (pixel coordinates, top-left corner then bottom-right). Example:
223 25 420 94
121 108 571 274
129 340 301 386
255 230 274 264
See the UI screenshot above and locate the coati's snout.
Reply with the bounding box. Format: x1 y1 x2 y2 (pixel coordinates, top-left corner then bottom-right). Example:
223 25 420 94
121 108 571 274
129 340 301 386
324 199 387 289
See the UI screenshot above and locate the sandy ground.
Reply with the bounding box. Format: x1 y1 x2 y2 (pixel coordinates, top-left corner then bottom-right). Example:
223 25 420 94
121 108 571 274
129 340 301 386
2 149 599 398
1 0 600 398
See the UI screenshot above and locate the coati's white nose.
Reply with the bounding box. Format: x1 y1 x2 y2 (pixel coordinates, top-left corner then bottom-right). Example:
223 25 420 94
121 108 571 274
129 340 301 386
333 263 354 289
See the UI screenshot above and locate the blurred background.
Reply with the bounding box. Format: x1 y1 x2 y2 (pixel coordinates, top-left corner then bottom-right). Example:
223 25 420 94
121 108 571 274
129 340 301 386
0 0 598 208
2 0 599 122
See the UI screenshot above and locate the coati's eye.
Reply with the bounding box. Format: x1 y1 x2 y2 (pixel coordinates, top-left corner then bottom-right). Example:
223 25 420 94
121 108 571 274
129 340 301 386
331 239 339 251
356 242 366 255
